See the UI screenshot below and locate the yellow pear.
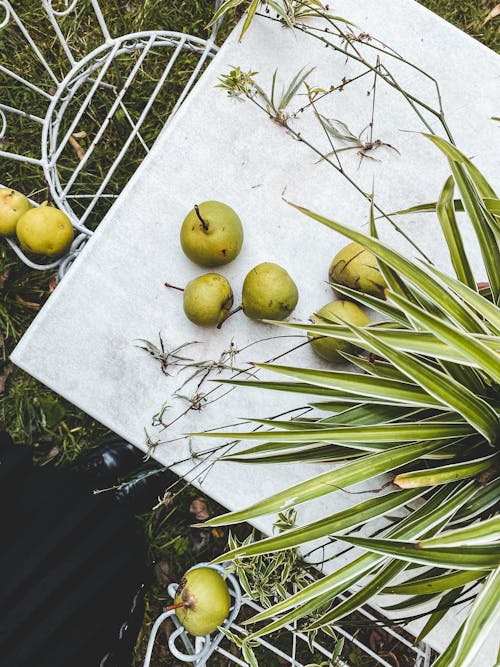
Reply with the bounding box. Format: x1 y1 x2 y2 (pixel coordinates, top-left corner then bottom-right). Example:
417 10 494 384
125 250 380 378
16 202 74 257
329 241 387 299
182 273 233 327
309 300 370 362
174 567 231 636
242 262 298 320
0 188 32 237
180 201 243 267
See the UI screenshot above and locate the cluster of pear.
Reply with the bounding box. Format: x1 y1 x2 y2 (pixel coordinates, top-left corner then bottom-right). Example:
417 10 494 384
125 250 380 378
175 200 298 327
308 241 387 362
0 188 74 258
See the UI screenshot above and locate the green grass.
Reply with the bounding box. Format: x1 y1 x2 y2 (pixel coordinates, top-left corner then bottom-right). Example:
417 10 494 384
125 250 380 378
418 0 500 52
1 1 499 665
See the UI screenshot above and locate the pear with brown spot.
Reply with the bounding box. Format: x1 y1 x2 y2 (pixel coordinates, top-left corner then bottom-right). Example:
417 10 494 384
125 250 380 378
172 567 231 636
16 202 74 257
180 201 243 267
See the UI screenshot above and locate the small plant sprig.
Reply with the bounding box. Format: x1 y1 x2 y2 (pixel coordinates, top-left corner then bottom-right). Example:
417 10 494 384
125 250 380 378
221 509 344 665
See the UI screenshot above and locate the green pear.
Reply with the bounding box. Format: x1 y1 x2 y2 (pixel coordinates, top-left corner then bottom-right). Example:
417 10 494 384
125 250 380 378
242 262 298 321
0 188 32 237
180 201 243 267
329 241 387 299
183 273 233 327
16 202 74 257
309 300 370 362
174 567 231 636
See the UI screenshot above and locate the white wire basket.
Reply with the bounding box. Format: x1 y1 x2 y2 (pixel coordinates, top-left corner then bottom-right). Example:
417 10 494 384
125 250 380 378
0 0 222 276
142 563 433 667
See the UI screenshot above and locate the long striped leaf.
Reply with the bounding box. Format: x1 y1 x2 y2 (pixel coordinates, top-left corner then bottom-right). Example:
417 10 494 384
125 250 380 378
423 134 497 199
423 263 500 334
448 566 500 667
307 559 408 628
200 439 449 527
436 176 476 288
449 159 500 298
274 319 500 366
230 364 444 409
383 569 486 596
211 488 425 562
415 586 465 644
225 444 362 464
456 478 500 522
287 200 485 332
203 422 473 444
243 484 477 631
329 282 410 326
339 322 499 442
418 515 500 548
394 454 497 489
391 197 499 217
336 536 500 570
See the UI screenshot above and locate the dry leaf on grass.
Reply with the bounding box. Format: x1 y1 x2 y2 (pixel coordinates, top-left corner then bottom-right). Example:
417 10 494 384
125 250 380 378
69 132 87 160
15 295 40 308
0 268 10 287
484 3 500 23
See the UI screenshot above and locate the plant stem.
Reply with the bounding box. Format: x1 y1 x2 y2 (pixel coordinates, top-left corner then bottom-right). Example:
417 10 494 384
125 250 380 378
164 282 184 292
217 304 243 329
194 204 209 231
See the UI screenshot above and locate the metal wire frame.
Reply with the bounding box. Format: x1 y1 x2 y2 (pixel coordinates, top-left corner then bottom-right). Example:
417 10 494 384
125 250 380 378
143 563 432 667
0 0 223 275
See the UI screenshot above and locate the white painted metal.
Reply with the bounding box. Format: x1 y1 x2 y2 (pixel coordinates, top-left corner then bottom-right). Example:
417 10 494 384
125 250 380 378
0 0 222 274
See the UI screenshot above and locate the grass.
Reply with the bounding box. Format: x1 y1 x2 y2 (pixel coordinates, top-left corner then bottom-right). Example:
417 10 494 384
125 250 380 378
1 0 499 665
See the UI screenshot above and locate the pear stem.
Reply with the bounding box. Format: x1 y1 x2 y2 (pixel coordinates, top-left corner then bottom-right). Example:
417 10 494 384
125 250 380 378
217 304 243 329
165 282 184 292
165 601 187 611
194 204 209 232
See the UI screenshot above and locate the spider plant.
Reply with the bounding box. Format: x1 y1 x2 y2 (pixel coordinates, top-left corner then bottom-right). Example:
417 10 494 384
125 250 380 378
195 136 500 667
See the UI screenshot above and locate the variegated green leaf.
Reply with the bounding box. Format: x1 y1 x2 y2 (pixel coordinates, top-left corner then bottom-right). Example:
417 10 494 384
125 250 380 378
227 364 444 409
436 176 476 288
335 536 500 570
418 515 500 548
200 439 449 527
273 319 500 367
447 566 500 667
243 484 476 632
287 200 485 332
211 488 425 562
394 453 497 489
205 421 473 444
307 559 408 628
415 586 465 644
423 263 500 334
423 135 497 199
383 569 486 596
338 321 499 443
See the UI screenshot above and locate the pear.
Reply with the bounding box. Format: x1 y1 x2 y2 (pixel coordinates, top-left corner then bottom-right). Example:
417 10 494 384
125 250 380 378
173 567 231 636
309 300 370 362
182 273 233 327
180 201 243 267
329 241 387 299
0 188 32 237
16 202 74 257
242 262 298 321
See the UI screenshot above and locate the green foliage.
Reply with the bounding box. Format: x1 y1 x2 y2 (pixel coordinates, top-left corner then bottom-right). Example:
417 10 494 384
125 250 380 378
201 139 500 665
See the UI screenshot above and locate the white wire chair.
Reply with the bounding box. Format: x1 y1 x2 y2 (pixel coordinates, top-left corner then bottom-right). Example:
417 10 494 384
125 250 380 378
0 0 223 276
